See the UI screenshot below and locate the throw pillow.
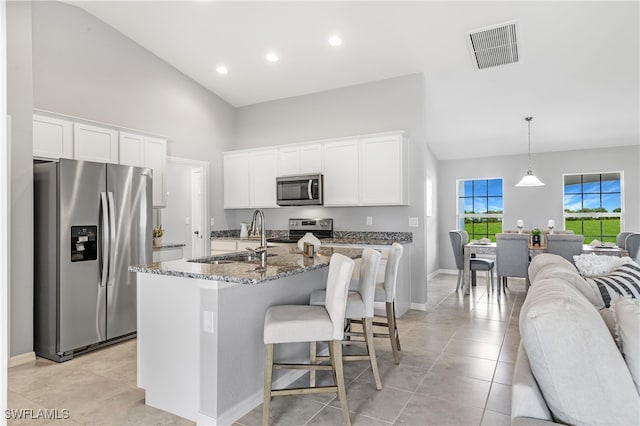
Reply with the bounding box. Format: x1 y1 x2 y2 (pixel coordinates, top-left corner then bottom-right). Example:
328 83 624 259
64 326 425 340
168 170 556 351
612 297 640 395
585 263 640 308
573 253 635 277
520 278 640 425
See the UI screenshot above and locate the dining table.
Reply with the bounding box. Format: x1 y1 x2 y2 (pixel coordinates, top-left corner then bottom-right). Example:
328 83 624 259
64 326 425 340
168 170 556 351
462 242 630 295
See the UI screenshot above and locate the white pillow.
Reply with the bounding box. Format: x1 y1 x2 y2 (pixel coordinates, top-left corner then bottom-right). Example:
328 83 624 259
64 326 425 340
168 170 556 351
573 253 636 277
612 297 640 395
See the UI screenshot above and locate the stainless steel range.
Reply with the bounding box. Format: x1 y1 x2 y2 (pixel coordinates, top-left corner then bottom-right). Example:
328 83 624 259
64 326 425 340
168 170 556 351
268 218 333 243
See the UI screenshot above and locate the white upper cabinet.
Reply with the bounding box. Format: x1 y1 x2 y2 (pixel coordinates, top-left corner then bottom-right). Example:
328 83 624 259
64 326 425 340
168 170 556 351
249 149 279 208
322 139 360 206
119 131 145 168
277 143 322 176
223 152 250 209
33 115 73 159
360 133 407 205
144 136 168 208
73 123 119 164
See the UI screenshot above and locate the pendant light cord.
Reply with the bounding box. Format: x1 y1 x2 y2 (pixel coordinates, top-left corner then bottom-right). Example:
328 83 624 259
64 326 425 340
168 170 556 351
525 116 533 170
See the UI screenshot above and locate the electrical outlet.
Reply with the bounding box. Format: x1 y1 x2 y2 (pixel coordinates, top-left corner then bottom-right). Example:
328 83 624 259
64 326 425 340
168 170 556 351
185 217 190 225
408 217 419 227
203 311 214 333
210 217 215 226
366 216 373 226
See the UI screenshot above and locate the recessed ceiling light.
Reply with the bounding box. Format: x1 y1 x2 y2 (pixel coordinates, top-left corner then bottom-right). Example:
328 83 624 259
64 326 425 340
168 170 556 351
216 65 228 75
328 35 342 47
266 52 279 63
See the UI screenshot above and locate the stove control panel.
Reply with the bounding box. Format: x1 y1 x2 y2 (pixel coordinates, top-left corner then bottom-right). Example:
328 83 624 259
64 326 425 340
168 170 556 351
288 218 333 231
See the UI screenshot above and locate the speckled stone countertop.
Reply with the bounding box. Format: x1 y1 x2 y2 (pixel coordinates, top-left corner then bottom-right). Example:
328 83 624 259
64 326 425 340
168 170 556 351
152 243 186 251
210 230 412 245
129 245 362 285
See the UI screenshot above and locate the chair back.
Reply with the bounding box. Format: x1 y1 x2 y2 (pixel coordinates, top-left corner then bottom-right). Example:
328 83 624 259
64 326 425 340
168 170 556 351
382 243 404 303
324 253 355 341
617 232 633 249
496 233 529 278
448 230 469 270
625 233 640 262
357 248 382 318
546 234 584 264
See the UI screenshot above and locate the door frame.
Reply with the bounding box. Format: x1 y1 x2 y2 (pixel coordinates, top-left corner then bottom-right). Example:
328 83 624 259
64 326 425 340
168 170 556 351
166 156 209 258
2 0 9 416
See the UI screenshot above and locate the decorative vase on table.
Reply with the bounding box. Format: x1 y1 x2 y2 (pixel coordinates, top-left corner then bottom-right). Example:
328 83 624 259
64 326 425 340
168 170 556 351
531 228 542 247
153 237 163 247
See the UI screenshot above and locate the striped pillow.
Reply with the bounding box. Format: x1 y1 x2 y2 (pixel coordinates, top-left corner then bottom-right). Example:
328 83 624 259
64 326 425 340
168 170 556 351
587 263 640 308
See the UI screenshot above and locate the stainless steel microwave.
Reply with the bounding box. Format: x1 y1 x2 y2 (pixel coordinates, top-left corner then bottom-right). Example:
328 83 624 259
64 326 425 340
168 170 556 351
276 174 323 206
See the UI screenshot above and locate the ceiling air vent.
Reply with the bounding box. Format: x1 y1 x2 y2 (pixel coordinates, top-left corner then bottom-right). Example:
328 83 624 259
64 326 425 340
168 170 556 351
466 20 520 71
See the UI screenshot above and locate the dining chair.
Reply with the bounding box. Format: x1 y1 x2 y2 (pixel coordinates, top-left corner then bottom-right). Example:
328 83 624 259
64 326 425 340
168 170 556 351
546 234 584 264
496 233 530 291
625 233 640 262
309 247 383 390
448 230 495 293
262 253 354 426
617 232 634 249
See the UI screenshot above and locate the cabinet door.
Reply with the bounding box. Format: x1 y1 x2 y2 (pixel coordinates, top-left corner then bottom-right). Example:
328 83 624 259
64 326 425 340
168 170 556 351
322 139 359 206
144 137 168 207
119 132 145 167
299 144 322 174
249 149 279 208
73 123 119 164
278 146 300 176
223 152 250 209
33 115 73 159
360 134 406 205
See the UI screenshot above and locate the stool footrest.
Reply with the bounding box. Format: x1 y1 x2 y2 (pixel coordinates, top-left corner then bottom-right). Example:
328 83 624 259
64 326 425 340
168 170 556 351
272 386 338 397
273 363 333 371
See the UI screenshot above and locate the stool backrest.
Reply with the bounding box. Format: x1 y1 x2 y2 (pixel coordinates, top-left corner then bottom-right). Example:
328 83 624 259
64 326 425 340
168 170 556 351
382 243 404 302
358 248 382 318
546 234 584 264
325 253 355 341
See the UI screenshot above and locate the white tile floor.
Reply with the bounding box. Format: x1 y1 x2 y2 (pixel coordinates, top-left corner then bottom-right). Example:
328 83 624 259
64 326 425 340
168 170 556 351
8 273 525 425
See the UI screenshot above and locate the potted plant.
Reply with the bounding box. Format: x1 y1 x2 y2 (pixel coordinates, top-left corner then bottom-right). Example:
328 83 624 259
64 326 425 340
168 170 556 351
531 228 543 246
153 226 164 247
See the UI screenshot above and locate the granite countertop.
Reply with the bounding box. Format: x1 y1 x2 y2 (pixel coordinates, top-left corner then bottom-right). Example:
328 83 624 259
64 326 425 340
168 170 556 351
152 243 186 250
130 245 362 285
210 230 412 246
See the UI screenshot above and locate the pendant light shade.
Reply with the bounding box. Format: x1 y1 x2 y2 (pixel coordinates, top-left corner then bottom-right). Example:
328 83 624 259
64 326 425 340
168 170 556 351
515 117 544 187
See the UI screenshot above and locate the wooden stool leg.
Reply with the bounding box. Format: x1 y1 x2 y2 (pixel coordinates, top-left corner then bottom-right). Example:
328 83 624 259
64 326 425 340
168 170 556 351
363 317 382 390
386 302 400 364
393 302 401 351
331 340 351 426
310 341 317 387
263 343 274 426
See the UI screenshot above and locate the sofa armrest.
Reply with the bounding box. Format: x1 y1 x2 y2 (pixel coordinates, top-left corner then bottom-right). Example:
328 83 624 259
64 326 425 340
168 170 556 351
512 416 563 426
511 344 555 423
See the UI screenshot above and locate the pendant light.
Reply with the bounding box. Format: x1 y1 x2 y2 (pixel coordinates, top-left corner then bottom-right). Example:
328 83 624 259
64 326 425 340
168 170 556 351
515 116 545 187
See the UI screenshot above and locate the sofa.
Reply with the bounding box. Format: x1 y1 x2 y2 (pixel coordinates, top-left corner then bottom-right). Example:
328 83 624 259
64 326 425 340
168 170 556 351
511 253 640 425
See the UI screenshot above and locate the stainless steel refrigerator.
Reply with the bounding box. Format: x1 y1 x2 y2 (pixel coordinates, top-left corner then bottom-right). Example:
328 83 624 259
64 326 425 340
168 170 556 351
34 158 152 362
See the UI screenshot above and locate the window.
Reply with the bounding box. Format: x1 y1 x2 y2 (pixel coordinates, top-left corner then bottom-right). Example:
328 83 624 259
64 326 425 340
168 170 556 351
563 172 622 243
457 178 503 241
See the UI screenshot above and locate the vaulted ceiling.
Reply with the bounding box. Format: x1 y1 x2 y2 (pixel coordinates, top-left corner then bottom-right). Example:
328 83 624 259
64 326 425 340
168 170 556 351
67 1 639 160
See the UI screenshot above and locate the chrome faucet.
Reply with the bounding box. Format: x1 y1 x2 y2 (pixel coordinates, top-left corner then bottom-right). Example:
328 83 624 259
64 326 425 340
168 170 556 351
248 209 267 265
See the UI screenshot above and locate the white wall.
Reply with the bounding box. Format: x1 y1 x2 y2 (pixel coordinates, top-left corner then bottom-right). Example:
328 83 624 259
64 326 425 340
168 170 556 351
438 145 640 270
235 73 432 305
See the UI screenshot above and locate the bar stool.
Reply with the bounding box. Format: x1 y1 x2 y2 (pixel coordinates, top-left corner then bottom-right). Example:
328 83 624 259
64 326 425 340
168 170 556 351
309 248 382 390
262 253 355 426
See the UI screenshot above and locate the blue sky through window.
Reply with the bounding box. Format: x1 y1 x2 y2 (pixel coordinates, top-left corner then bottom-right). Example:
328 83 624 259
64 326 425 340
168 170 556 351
563 175 621 212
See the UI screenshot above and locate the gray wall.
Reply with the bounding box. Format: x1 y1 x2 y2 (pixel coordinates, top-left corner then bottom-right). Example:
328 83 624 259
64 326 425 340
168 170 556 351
438 145 640 270
31 1 237 230
235 73 432 305
7 1 34 357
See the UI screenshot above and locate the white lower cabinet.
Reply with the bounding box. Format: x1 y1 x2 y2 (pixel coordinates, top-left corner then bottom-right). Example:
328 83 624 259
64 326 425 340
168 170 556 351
33 115 73 159
73 123 119 164
153 247 183 262
210 239 262 255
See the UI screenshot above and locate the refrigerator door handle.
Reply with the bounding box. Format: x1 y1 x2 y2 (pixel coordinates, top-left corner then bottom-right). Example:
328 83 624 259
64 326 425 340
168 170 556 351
99 192 109 287
107 192 117 287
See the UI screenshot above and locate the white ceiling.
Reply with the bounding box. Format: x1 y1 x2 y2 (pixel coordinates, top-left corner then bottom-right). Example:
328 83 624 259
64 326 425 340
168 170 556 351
67 1 639 160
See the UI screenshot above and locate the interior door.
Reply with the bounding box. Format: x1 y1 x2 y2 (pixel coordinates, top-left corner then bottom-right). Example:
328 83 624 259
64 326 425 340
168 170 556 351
106 163 152 339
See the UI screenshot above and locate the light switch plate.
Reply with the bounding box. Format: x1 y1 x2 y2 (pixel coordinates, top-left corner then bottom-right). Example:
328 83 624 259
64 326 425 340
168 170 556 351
408 217 419 227
203 311 214 333
366 216 373 226
210 217 215 226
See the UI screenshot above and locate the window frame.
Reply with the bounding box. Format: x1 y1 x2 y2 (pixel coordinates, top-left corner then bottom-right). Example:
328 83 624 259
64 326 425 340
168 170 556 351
456 177 504 241
562 170 624 241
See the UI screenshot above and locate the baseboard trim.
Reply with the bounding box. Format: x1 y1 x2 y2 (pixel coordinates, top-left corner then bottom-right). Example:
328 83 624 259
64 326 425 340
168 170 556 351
434 269 458 276
410 302 427 311
9 351 35 368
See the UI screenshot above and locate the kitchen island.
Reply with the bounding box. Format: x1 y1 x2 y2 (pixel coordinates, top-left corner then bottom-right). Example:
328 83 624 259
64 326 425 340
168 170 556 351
130 245 362 425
